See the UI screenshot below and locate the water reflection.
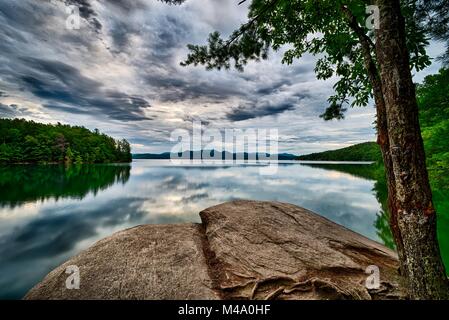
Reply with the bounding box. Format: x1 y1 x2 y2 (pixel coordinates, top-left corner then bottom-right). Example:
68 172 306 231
0 164 130 208
302 163 395 249
303 163 449 270
0 160 446 299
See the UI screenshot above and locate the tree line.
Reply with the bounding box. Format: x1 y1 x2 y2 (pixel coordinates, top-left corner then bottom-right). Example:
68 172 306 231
298 142 382 162
0 118 132 164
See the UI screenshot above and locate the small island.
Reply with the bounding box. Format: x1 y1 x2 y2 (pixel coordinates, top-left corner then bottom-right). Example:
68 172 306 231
0 118 131 164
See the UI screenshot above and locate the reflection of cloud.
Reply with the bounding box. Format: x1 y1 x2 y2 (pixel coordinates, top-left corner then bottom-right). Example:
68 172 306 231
263 179 297 186
324 171 358 180
180 192 209 204
0 197 138 298
0 202 40 220
126 163 381 241
0 194 194 299
0 198 145 263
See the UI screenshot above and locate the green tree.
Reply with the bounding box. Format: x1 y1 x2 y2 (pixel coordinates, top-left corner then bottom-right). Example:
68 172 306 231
169 0 448 298
417 68 449 189
65 146 74 164
0 119 132 164
53 133 68 162
416 0 449 64
0 144 14 162
75 154 83 164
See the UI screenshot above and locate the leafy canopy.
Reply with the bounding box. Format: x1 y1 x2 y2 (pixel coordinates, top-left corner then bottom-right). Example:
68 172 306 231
416 0 449 64
417 68 449 188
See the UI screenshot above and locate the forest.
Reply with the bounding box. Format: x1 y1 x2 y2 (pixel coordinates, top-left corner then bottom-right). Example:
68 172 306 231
0 119 132 164
298 142 382 162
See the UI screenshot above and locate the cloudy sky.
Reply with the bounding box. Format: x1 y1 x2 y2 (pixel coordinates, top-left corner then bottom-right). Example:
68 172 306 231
0 0 445 154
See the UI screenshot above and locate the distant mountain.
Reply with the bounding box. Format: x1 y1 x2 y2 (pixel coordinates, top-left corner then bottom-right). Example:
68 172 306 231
277 153 298 160
132 150 298 161
297 142 382 162
132 152 171 159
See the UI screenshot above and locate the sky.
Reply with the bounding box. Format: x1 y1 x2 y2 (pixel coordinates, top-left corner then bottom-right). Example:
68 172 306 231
0 0 445 155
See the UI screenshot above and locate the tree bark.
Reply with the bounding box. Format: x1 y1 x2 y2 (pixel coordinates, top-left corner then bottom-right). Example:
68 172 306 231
374 0 449 299
341 5 406 275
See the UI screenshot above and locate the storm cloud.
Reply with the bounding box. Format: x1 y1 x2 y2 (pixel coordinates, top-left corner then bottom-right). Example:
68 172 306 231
0 0 442 154
226 103 296 122
17 57 151 121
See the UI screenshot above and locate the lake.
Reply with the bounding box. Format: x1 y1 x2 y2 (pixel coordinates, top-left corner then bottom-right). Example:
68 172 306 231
0 159 447 299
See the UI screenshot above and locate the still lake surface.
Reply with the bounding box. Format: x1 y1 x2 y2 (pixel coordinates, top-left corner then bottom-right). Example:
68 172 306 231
0 159 447 299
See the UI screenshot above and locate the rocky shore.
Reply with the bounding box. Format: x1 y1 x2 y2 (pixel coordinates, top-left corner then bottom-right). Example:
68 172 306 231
25 200 406 300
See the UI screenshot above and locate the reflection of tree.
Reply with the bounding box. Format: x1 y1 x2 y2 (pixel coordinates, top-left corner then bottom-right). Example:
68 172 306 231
302 163 449 271
372 179 395 250
433 190 449 272
301 163 394 249
0 164 131 208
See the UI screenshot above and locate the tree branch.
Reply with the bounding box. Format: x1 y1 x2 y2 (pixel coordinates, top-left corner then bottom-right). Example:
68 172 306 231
340 5 376 50
225 0 280 48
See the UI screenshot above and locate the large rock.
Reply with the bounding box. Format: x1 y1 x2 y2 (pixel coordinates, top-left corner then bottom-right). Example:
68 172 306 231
200 200 404 299
25 200 405 300
25 224 219 300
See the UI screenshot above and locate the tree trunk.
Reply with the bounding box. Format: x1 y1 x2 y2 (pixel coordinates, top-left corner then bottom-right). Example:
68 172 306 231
374 0 449 299
341 4 407 275
371 67 406 276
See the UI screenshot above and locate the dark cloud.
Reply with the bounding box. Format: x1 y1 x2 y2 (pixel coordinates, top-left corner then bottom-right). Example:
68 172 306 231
109 19 140 51
144 76 245 103
16 58 151 121
0 103 32 118
103 3 190 55
256 80 292 95
42 103 89 115
108 0 148 12
134 14 243 104
182 114 211 126
147 15 191 63
226 103 297 122
0 103 15 117
0 1 49 35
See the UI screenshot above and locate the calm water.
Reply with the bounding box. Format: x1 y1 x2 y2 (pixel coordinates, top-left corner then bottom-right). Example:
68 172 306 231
0 160 446 299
